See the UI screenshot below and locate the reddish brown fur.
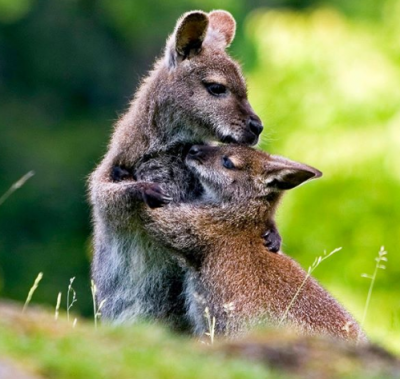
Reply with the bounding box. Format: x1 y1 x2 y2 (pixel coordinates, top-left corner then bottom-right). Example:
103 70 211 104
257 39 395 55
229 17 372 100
146 146 366 341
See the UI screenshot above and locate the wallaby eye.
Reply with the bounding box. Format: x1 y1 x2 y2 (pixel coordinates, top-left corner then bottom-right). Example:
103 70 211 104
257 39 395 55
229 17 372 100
204 82 227 97
222 156 235 169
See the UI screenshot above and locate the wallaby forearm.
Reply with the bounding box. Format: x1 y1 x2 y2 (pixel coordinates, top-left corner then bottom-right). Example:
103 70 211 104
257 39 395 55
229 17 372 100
90 156 158 229
146 204 208 253
90 167 139 212
146 201 264 258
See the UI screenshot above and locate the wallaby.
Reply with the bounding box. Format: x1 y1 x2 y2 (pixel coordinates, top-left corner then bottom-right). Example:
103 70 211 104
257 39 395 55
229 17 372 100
89 10 280 329
145 145 366 341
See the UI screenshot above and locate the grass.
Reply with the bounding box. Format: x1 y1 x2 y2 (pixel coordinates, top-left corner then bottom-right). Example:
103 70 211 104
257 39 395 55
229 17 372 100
55 292 62 320
22 272 43 314
358 246 388 342
66 277 77 323
90 280 107 329
204 306 216 345
0 171 34 207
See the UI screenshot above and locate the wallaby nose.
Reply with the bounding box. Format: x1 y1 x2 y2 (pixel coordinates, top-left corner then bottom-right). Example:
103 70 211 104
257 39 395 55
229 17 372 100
248 117 263 137
188 145 204 159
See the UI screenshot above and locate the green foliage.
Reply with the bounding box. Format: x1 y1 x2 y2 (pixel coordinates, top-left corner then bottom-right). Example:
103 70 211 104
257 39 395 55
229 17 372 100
0 0 34 23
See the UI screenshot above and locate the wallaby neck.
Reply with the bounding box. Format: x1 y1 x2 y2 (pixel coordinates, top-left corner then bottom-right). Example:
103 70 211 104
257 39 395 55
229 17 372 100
130 67 203 151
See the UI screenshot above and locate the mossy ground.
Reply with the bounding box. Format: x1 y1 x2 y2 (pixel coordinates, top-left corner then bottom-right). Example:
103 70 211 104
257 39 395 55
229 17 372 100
0 302 273 379
1 302 398 379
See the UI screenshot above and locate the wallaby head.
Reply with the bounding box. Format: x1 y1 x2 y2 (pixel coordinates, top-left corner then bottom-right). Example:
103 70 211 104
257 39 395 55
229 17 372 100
186 145 322 201
158 10 263 145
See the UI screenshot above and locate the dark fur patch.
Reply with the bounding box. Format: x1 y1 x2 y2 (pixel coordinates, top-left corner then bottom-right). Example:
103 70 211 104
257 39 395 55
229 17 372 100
111 166 133 182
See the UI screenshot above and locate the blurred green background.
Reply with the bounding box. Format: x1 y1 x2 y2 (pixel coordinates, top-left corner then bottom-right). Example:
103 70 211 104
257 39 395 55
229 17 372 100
0 0 398 352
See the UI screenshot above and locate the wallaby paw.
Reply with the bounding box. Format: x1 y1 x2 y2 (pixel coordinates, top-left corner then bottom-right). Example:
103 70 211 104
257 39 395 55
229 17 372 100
263 229 282 253
140 183 172 208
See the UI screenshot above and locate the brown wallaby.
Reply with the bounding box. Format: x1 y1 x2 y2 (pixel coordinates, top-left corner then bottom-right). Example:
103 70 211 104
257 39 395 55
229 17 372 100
89 10 280 329
145 145 366 341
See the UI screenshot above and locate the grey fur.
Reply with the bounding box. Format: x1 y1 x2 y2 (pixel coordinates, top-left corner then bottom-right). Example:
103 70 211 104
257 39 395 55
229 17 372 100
89 11 263 330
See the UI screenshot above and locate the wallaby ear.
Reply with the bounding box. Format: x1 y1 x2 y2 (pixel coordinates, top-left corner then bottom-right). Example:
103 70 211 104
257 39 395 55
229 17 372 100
205 10 236 49
165 11 209 68
266 155 322 190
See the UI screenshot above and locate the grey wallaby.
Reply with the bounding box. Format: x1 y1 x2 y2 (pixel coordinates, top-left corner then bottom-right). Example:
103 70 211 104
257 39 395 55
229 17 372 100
89 10 280 330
